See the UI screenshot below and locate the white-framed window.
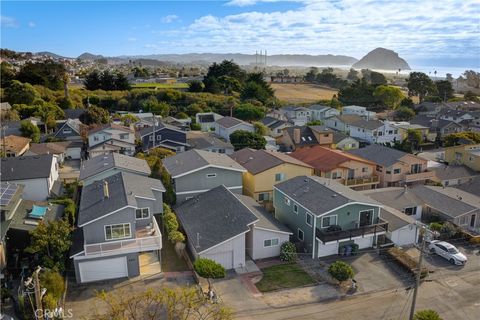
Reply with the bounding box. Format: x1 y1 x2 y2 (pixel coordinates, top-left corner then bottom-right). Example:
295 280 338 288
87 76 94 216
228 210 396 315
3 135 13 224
293 204 298 214
135 207 150 219
149 135 154 141
298 228 304 241
306 212 313 226
362 167 368 173
275 173 285 182
458 216 467 225
263 238 279 247
258 192 269 202
185 196 193 200
321 215 337 228
404 207 417 216
206 173 217 178
284 197 291 206
63 128 72 134
94 136 99 141
105 223 131 240
393 168 401 174
156 135 162 141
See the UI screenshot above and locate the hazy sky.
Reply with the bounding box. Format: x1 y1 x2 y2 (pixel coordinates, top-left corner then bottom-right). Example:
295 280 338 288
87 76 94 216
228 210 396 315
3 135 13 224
1 0 479 67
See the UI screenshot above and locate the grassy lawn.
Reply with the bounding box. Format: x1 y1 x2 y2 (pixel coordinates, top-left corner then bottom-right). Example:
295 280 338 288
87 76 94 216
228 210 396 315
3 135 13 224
255 263 315 292
271 83 338 103
132 82 188 89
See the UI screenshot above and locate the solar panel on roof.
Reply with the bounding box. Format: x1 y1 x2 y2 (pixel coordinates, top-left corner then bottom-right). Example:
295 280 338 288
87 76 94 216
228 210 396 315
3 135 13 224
0 182 19 207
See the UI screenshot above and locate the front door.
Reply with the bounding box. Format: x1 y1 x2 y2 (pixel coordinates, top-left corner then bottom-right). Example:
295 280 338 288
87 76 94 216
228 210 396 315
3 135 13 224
470 214 476 228
359 210 373 227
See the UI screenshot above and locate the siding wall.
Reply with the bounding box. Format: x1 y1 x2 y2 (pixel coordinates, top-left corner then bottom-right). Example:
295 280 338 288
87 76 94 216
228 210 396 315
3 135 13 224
82 207 135 244
249 227 290 260
140 128 187 151
82 168 149 186
199 233 246 269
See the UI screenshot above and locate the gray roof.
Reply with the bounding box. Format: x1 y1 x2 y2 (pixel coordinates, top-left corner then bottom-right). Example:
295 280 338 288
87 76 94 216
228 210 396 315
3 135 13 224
362 187 424 212
454 176 480 196
332 131 355 144
309 104 330 111
432 165 478 181
79 153 151 181
283 126 319 146
78 172 165 226
198 114 215 123
186 131 233 150
275 176 381 216
63 108 86 120
216 116 245 128
380 206 415 231
174 186 258 253
138 122 185 137
0 154 55 181
348 144 409 167
350 119 384 130
235 194 292 234
163 149 245 178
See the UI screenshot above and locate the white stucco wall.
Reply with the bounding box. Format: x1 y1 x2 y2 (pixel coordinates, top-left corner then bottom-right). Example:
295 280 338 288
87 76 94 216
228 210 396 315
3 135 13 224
388 225 418 246
200 233 246 269
248 227 290 260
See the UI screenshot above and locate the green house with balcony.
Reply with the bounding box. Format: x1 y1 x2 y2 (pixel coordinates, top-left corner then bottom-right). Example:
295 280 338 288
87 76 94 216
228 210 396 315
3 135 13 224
273 176 388 258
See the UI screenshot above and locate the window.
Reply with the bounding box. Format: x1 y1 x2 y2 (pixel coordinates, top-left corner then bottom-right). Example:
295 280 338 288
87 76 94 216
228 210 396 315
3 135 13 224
362 167 368 173
332 172 340 179
293 204 298 214
156 135 162 141
306 212 313 226
404 207 417 216
386 170 392 174
206 173 217 178
323 134 329 137
149 135 154 141
394 130 398 134
359 210 373 227
284 197 291 206
298 228 304 241
120 134 129 140
393 168 401 174
445 180 450 186
376 165 382 172
94 136 99 141
321 215 337 228
275 173 285 182
388 130 393 135
218 149 225 154
258 193 270 202
63 129 72 134
135 207 150 219
458 216 467 225
378 132 383 136
105 224 131 240
263 238 279 247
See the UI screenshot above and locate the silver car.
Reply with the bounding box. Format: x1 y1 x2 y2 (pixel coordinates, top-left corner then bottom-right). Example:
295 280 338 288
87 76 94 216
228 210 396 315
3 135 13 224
428 240 467 265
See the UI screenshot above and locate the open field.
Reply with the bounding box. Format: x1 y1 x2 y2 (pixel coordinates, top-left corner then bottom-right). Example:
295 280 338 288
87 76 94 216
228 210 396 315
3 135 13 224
271 83 338 104
131 82 188 89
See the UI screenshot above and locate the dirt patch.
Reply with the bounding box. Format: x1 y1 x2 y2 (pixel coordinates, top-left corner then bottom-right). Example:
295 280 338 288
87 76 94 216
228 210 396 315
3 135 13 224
271 83 338 104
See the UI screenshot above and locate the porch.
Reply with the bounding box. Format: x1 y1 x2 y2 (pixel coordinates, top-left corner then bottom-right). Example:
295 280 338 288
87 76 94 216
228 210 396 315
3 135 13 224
315 218 388 244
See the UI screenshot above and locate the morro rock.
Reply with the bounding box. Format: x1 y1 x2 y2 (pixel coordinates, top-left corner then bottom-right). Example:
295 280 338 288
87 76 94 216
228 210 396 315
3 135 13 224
352 48 411 70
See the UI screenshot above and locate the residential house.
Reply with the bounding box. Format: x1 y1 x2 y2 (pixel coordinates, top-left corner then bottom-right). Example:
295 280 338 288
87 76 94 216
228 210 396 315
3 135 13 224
309 105 340 121
230 148 313 203
350 120 402 145
163 149 246 203
342 105 376 119
380 206 419 246
273 176 387 257
79 153 151 186
454 176 480 196
444 143 480 171
332 131 359 150
431 165 478 187
215 117 255 141
290 146 379 190
348 144 434 187
26 141 83 161
410 115 464 141
415 102 447 116
261 117 290 138
439 109 475 124
277 125 334 151
137 122 188 153
63 108 86 121
0 135 30 157
175 186 291 269
186 131 234 154
163 116 192 131
279 106 312 126
325 114 364 132
53 118 83 141
361 187 425 220
196 112 223 131
392 122 430 142
71 172 165 283
264 136 279 151
0 154 59 201
88 124 136 158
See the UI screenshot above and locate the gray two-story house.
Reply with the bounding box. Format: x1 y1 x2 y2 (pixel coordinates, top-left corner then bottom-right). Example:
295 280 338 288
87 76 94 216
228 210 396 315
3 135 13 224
70 172 165 283
273 176 387 258
137 122 189 152
162 149 246 203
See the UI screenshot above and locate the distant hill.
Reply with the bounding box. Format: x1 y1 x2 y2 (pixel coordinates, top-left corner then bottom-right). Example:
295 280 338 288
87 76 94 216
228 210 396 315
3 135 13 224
352 48 410 70
77 52 105 60
36 51 69 59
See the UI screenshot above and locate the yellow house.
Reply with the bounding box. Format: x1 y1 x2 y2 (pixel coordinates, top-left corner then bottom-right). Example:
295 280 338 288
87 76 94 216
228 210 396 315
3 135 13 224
230 149 313 203
444 143 480 171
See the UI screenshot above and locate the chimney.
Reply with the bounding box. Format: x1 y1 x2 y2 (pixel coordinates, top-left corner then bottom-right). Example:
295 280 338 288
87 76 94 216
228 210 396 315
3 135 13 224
293 128 301 144
103 180 109 198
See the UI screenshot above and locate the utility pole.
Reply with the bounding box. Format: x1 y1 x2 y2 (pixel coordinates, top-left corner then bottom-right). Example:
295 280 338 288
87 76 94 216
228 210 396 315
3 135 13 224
1 125 7 157
33 266 44 320
409 226 426 320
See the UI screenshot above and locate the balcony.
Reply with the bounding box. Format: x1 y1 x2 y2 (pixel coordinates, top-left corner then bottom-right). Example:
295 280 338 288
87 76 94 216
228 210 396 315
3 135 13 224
405 170 435 183
84 218 162 257
339 176 379 187
316 218 388 244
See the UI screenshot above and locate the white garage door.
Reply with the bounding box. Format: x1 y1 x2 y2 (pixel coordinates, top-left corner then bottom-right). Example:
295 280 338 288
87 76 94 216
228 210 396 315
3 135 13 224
79 256 128 283
203 251 234 269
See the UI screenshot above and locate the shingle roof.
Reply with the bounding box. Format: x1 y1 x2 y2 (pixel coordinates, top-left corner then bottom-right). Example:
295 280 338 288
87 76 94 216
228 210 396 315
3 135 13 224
234 194 292 234
347 144 410 167
137 122 185 137
216 116 245 128
89 123 132 135
309 104 330 111
432 165 478 181
275 176 381 216
290 146 374 172
186 131 233 150
230 149 311 175
1 135 31 154
333 114 364 124
163 149 245 178
79 153 151 181
349 119 384 130
332 131 353 144
28 141 72 155
380 206 415 231
0 154 55 181
78 171 164 226
454 177 480 196
361 187 425 212
174 186 258 253
198 114 215 123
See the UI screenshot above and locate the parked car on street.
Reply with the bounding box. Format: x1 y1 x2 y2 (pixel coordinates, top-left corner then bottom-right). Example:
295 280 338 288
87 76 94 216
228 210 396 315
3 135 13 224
428 240 467 265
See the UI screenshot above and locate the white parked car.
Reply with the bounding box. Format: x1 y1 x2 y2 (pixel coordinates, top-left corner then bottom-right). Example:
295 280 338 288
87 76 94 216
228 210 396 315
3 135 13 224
428 240 467 265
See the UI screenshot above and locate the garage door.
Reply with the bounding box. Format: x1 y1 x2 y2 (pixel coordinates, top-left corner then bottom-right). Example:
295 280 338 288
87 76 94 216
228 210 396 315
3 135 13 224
78 256 128 283
203 251 234 269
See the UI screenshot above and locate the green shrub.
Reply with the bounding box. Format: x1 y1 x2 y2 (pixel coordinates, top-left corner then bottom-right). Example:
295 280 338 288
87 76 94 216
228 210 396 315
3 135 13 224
279 241 297 262
413 309 443 320
429 222 443 232
168 230 185 244
190 122 201 131
440 222 457 239
194 258 226 280
328 260 354 281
